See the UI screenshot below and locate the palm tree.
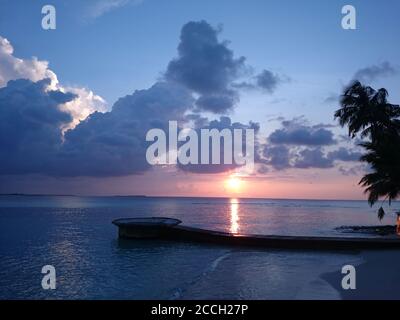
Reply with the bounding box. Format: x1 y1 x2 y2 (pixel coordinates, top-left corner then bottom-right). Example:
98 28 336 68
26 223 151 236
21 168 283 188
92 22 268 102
334 81 400 142
359 135 400 219
335 81 400 220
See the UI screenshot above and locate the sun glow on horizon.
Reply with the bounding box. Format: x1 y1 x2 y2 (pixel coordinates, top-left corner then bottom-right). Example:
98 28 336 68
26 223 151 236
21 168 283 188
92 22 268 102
225 176 243 193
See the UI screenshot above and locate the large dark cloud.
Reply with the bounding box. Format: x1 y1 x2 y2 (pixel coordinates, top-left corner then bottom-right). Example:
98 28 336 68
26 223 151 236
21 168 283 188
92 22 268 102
0 77 257 177
0 78 362 177
0 79 196 177
0 20 293 178
0 79 76 175
165 20 246 113
57 82 194 176
0 20 262 178
268 118 336 146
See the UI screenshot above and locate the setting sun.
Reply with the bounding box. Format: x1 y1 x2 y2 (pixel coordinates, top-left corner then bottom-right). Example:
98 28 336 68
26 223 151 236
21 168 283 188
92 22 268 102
225 176 242 193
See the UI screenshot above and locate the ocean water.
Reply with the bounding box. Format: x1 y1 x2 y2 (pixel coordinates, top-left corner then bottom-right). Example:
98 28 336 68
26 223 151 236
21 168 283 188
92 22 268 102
0 195 399 300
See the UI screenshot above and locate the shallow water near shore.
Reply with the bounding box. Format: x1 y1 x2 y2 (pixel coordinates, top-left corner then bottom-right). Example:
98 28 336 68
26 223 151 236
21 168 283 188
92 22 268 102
1 195 399 299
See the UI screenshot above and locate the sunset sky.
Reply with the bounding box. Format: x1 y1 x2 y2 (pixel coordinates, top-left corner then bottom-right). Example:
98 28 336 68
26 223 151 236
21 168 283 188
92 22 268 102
0 0 399 199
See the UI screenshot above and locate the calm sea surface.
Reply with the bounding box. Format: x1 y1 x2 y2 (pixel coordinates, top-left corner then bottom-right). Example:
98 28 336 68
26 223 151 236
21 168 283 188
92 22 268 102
0 195 399 299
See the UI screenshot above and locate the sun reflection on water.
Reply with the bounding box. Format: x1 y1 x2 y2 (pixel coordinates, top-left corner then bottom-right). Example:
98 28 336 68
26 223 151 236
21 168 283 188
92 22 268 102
230 198 240 234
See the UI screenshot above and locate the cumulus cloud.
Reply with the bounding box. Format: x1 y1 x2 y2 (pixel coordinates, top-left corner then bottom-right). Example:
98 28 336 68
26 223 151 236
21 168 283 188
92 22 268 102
0 79 75 175
268 118 336 146
260 118 362 171
1 79 254 177
353 61 398 83
0 29 363 180
293 148 333 169
0 22 293 178
168 21 288 111
1 24 264 177
166 20 246 113
0 79 195 177
60 86 108 132
0 37 57 88
0 36 107 131
56 82 194 177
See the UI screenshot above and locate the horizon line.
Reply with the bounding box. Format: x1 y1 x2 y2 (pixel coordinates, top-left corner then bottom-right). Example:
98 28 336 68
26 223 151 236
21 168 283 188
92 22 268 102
0 192 373 202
